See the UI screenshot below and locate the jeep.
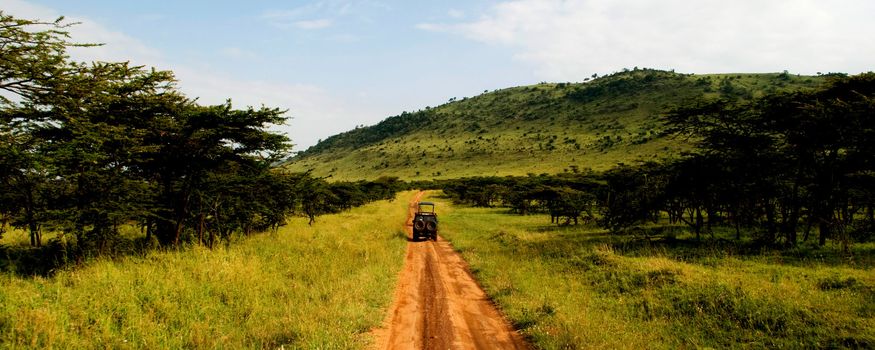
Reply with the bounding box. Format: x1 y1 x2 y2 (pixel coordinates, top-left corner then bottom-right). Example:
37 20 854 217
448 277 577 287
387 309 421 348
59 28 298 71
412 201 438 241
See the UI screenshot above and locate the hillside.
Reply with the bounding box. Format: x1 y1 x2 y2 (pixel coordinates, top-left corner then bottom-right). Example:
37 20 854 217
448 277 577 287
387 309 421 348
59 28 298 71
285 69 827 180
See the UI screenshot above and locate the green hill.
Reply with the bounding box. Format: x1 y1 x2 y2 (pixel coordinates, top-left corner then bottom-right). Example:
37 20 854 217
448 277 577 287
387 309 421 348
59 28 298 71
285 69 827 180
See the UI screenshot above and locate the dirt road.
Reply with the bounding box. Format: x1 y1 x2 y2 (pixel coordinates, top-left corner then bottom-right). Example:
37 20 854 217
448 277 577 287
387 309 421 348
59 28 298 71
371 192 529 350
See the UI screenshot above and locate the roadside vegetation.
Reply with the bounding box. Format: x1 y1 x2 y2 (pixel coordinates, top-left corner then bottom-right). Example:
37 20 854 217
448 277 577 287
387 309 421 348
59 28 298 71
431 194 874 349
2 8 873 350
437 73 875 249
0 192 411 349
0 11 401 275
418 72 875 347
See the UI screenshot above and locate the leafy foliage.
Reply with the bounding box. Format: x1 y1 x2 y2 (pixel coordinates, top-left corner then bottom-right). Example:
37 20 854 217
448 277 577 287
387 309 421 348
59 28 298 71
436 73 875 247
0 12 401 269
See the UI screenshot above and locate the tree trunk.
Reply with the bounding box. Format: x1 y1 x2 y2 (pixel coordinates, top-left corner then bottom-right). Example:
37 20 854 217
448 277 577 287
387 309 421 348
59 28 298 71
173 220 184 246
172 191 192 246
24 187 40 247
197 212 205 245
765 203 777 244
145 219 153 241
818 220 830 246
734 216 741 241
29 222 41 247
868 206 875 226
803 214 813 242
208 228 216 249
706 207 716 238
784 212 799 246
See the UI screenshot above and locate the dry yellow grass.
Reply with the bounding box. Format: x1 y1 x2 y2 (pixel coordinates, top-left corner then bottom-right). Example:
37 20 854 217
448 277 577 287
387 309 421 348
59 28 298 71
431 193 875 348
0 192 413 349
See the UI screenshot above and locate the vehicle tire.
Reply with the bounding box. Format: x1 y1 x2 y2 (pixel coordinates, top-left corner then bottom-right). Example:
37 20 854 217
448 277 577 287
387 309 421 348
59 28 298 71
431 233 437 241
426 222 436 231
414 221 425 231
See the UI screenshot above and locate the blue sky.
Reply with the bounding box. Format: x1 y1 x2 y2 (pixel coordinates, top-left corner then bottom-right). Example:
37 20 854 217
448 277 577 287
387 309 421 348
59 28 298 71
3 0 874 151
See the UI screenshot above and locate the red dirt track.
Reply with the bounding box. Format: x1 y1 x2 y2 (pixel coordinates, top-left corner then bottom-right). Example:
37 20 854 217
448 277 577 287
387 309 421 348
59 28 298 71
371 192 529 350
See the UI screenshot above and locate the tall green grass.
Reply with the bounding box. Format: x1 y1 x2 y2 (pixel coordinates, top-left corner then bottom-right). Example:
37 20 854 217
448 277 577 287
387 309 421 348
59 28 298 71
429 193 875 349
0 192 412 349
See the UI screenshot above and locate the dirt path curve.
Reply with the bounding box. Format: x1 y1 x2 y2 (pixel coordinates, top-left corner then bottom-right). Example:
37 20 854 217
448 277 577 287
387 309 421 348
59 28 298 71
371 191 529 350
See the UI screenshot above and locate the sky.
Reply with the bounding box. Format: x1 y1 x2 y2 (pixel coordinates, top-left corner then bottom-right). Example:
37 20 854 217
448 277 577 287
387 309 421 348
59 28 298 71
2 0 874 151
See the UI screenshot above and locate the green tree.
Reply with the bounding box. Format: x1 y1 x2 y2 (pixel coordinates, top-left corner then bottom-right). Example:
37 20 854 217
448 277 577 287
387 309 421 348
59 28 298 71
0 11 91 105
27 62 184 252
146 102 290 246
664 73 875 246
0 12 87 247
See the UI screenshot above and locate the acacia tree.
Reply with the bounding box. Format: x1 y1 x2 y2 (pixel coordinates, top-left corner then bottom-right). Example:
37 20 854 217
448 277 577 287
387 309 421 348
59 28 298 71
145 102 289 246
598 163 666 233
664 73 875 246
0 12 82 246
1 11 297 252
0 11 90 104
0 108 54 246
19 62 185 252
765 75 875 246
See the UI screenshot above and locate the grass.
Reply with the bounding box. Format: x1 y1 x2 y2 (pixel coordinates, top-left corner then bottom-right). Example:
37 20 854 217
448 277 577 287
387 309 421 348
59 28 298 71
427 193 875 349
286 71 827 181
0 192 413 349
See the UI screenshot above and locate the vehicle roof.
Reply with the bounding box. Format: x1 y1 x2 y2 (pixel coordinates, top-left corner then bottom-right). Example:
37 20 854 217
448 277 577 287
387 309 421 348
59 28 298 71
418 201 435 206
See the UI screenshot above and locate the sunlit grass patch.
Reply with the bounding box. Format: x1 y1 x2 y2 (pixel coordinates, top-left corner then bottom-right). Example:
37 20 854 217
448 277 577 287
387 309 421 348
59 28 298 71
430 192 875 349
0 192 413 348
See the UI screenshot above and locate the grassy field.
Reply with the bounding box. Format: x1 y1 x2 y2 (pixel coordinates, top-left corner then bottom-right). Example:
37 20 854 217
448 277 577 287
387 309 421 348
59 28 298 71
427 193 875 349
0 192 412 349
286 71 826 181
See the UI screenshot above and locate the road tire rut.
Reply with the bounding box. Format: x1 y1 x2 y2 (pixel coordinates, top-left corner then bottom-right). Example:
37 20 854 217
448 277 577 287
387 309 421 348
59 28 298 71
371 192 529 350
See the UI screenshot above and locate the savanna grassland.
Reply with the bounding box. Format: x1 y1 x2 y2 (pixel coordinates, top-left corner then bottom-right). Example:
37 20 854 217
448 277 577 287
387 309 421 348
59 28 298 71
4 7 873 350
425 192 875 349
0 192 413 349
286 70 827 181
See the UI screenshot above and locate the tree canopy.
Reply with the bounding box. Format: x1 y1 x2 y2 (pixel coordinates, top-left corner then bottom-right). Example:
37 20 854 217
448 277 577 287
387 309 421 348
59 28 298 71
0 11 400 268
438 74 875 248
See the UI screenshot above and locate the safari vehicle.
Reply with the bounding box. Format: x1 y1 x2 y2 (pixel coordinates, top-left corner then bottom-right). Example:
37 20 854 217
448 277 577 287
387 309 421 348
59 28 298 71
413 201 438 241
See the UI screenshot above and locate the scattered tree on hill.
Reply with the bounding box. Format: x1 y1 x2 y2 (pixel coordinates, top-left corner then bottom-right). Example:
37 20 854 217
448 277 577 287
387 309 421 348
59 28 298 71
439 75 875 247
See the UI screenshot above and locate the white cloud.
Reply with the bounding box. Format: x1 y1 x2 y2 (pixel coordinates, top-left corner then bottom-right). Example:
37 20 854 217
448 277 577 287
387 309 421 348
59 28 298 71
414 22 440 31
0 0 164 66
262 1 391 30
261 4 334 30
447 9 465 19
419 0 875 79
294 18 333 29
261 5 322 29
262 6 315 21
173 67 379 150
